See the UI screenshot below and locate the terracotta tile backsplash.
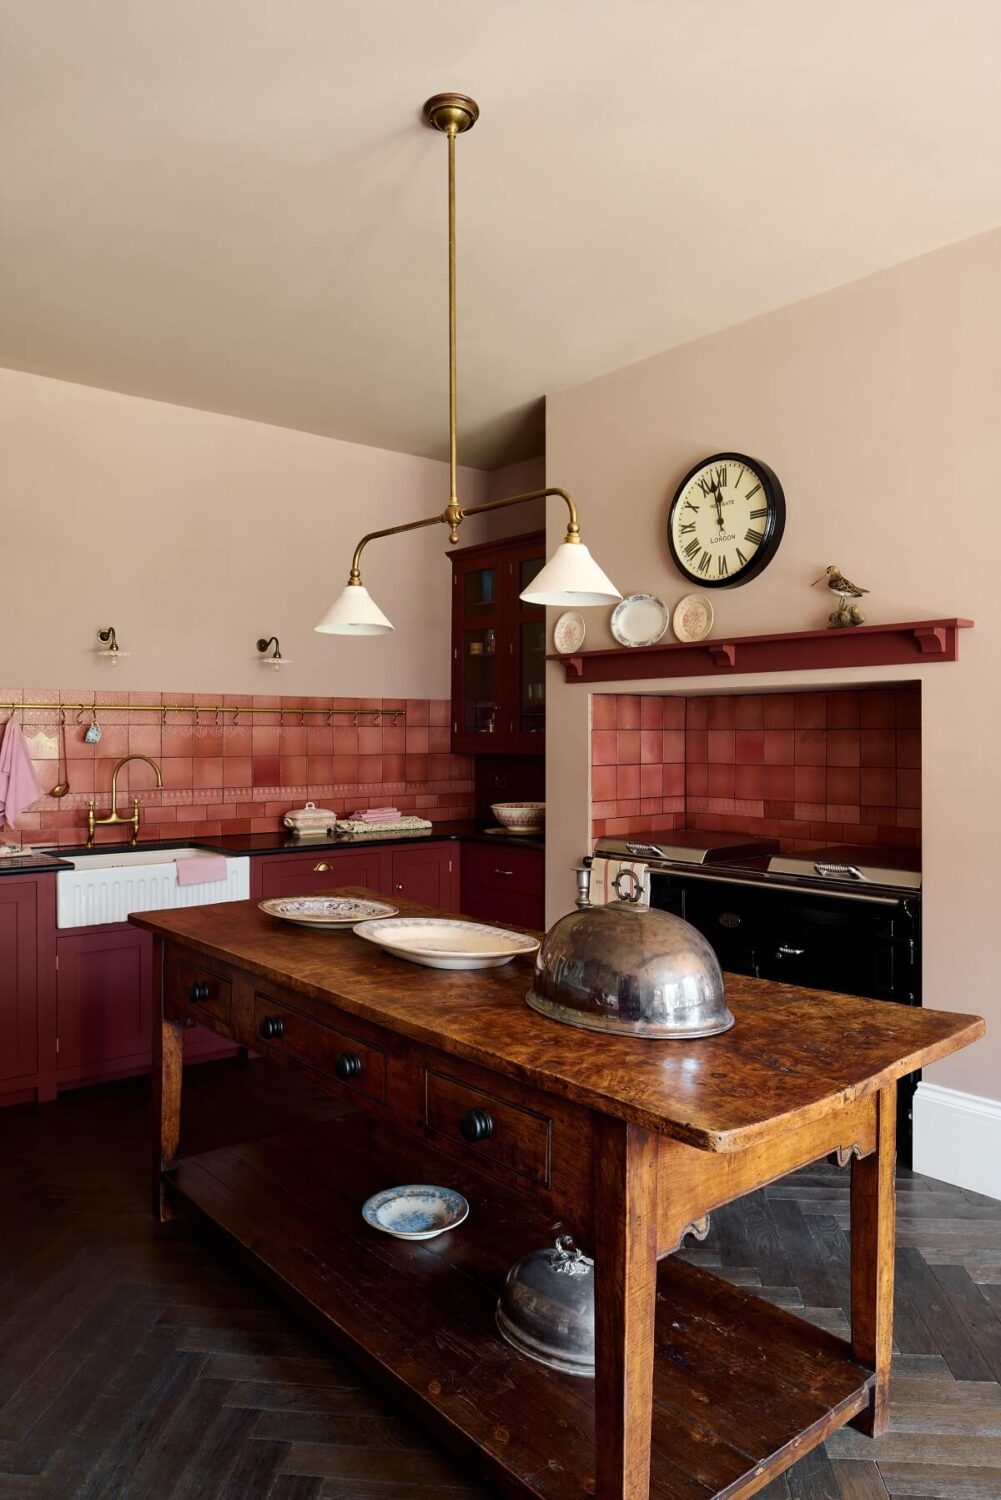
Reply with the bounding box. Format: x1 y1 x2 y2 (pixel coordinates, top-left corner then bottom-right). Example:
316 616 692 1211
8 691 472 845
591 686 920 852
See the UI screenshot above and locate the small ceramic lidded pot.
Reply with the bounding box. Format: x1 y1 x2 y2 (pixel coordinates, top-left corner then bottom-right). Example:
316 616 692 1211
496 1235 595 1377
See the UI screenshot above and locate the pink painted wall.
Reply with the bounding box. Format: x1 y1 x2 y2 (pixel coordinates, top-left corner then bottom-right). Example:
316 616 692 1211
0 368 489 697
546 228 999 1101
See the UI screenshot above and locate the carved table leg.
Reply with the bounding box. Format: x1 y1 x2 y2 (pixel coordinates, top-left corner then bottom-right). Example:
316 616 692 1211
151 935 184 1222
592 1116 659 1500
850 1082 897 1436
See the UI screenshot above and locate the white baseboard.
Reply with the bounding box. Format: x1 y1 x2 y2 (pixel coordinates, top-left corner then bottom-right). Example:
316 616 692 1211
912 1082 1001 1201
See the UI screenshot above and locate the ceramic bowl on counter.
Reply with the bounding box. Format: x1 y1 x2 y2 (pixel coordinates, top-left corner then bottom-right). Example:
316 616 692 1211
490 801 545 833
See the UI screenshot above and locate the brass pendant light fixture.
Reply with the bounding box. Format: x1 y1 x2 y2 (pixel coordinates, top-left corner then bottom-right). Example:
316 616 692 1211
314 93 620 637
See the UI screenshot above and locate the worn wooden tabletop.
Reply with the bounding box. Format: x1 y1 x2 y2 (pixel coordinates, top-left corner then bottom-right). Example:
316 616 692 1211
131 889 984 1153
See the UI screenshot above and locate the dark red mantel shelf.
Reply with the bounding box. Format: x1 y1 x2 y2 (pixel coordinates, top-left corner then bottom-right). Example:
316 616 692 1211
548 618 974 685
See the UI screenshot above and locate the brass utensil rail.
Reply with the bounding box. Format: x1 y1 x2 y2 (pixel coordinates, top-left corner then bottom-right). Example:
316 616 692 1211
0 701 403 722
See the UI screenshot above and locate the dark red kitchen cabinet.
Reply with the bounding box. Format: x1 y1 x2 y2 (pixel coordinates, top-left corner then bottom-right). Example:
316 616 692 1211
460 841 544 931
55 924 237 1088
389 843 458 910
0 876 55 1105
259 848 390 899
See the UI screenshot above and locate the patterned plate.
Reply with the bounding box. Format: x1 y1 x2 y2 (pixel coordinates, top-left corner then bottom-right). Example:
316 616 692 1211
362 1184 469 1240
353 916 540 970
259 895 399 930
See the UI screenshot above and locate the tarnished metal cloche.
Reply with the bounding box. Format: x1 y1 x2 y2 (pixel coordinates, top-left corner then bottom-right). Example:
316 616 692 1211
526 902 732 1039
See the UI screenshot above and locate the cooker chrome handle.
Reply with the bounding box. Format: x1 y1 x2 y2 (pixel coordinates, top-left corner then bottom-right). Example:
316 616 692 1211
814 861 865 881
775 945 806 958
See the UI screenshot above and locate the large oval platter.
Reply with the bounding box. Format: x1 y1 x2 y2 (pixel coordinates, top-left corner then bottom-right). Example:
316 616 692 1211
353 916 540 970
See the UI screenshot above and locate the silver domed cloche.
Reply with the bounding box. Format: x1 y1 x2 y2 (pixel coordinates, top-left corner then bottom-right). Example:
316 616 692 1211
526 901 732 1039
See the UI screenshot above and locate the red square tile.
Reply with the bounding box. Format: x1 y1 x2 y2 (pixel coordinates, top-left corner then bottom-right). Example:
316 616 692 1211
686 697 708 729
763 694 795 728
735 765 765 799
129 724 161 756
860 691 895 728
591 696 616 731
406 753 430 781
160 756 192 790
591 800 617 820
193 729 224 757
659 729 683 762
794 693 826 729
405 728 429 754
617 731 641 764
357 726 381 755
616 764 641 799
686 730 708 763
252 756 280 787
764 764 794 800
686 763 708 796
827 766 860 804
223 726 252 756
794 729 825 765
429 727 450 754
616 695 641 729
827 730 861 767
860 729 895 767
896 729 921 768
735 730 764 764
860 767 895 805
708 763 735 798
429 699 450 726
283 727 309 755
592 765 617 801
763 730 794 765
895 687 921 728
332 754 359 782
406 700 430 726
640 764 661 798
896 769 921 808
382 726 405 752
794 765 826 801
381 753 405 781
826 690 860 728
735 695 764 729
662 697 686 729
357 754 383 782
224 756 254 788
662 763 685 797
309 755 335 783
592 730 617 765
640 697 663 728
640 730 662 764
707 730 735 764
706 696 735 729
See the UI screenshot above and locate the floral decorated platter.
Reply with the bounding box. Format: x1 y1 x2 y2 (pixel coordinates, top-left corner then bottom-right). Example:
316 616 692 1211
353 916 540 970
259 895 398 930
553 609 586 655
362 1184 469 1240
672 593 715 643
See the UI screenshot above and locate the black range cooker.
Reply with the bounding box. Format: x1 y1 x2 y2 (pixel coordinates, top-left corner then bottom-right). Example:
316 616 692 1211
589 831 922 1159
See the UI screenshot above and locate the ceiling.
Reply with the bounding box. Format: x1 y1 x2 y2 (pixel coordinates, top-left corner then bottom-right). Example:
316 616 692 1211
3 2 1001 469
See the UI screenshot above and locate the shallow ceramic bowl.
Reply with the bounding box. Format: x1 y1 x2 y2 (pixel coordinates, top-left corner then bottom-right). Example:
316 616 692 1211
259 895 398 930
491 801 545 831
362 1184 469 1240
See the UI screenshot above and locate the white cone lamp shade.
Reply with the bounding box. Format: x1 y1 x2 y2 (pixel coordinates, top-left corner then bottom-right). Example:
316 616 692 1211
519 542 621 607
314 583 395 636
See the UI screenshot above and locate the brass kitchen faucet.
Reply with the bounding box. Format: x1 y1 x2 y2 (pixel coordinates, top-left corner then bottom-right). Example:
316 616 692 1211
86 755 163 847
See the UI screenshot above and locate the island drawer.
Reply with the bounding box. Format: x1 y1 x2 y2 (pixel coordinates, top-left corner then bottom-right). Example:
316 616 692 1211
166 959 233 1025
252 992 387 1104
423 1067 551 1188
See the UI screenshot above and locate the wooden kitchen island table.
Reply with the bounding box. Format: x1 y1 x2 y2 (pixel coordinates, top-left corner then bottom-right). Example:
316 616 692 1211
132 891 983 1500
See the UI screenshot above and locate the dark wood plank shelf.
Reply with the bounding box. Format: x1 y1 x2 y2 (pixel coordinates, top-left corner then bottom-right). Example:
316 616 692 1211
168 1112 873 1500
548 618 974 685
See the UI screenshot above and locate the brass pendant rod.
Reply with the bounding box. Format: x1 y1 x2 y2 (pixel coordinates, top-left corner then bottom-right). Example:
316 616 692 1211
447 122 458 507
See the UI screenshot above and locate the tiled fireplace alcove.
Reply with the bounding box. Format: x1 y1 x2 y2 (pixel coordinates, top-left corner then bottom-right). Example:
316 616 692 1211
591 684 920 852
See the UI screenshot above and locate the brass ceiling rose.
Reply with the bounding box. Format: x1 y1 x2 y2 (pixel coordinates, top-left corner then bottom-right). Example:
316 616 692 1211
422 92 480 134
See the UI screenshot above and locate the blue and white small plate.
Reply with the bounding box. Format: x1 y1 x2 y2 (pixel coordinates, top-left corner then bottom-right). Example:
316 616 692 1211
362 1184 469 1241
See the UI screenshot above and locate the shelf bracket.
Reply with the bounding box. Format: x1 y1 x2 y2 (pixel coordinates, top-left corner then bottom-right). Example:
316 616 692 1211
566 655 584 679
913 625 947 655
707 643 737 669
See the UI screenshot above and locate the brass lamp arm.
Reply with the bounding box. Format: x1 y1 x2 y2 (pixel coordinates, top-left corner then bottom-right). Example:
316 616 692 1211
347 487 581 584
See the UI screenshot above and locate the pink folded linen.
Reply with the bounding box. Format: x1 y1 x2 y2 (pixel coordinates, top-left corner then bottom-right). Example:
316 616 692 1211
175 855 229 886
0 719 43 829
352 807 401 821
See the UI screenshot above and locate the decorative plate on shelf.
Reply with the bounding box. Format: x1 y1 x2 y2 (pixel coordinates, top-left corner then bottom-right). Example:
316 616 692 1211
553 609 585 655
259 895 398 930
609 593 670 648
362 1184 469 1240
672 593 715 643
353 917 540 970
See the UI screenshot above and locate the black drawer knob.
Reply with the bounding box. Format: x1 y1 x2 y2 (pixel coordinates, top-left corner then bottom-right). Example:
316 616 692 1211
188 981 210 1002
334 1050 362 1081
258 1014 285 1040
460 1107 493 1143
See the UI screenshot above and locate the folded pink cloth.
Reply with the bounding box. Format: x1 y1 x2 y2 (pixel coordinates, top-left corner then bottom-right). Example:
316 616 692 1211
175 855 229 886
352 807 401 821
0 719 43 828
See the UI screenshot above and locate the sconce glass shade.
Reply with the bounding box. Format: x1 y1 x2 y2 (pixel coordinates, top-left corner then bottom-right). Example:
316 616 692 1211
314 583 394 636
519 543 621 607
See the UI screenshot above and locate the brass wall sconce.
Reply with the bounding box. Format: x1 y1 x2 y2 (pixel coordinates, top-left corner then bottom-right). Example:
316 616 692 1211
314 93 620 637
96 626 130 665
256 636 290 671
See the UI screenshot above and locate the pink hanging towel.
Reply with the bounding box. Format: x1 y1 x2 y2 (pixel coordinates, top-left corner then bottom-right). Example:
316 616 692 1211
0 719 43 828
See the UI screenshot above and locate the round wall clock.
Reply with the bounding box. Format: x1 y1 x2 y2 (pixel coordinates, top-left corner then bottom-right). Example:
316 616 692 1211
667 452 785 589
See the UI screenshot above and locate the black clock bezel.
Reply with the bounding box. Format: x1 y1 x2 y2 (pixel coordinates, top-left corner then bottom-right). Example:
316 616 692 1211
667 451 786 590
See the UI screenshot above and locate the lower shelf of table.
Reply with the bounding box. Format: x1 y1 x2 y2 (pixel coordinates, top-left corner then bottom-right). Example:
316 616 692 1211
166 1113 874 1500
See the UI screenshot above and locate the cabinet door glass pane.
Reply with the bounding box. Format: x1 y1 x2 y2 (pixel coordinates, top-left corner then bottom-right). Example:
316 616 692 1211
519 557 544 597
462 628 500 736
520 620 546 734
463 567 497 617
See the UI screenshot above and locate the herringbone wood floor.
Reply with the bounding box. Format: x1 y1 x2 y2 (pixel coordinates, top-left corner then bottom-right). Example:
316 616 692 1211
1 1061 999 1500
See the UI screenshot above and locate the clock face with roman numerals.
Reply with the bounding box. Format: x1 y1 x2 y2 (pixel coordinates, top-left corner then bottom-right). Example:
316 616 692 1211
667 452 786 589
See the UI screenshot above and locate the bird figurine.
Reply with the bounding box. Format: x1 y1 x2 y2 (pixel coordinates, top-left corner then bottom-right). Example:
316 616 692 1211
812 565 869 629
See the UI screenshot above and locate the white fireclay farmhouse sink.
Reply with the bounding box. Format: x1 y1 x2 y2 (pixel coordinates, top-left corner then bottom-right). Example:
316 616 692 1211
56 845 250 929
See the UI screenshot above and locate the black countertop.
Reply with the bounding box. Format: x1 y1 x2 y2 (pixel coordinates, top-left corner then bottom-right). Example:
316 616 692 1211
0 851 71 876
42 822 545 862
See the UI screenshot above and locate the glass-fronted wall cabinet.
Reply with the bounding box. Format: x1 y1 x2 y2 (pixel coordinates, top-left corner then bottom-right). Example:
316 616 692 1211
450 532 546 754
